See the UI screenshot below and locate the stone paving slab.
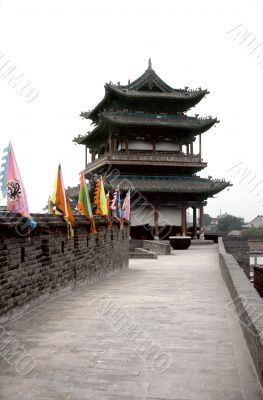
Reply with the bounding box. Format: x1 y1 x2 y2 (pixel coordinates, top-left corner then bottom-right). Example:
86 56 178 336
0 244 262 399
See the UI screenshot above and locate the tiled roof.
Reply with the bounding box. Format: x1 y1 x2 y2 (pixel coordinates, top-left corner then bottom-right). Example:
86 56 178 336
120 64 189 93
74 112 218 146
243 215 263 228
101 111 218 130
85 85 209 122
108 175 230 196
108 84 208 100
84 88 209 123
83 64 210 122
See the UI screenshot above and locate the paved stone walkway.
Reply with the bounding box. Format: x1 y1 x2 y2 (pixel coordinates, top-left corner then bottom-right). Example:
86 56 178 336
0 244 262 399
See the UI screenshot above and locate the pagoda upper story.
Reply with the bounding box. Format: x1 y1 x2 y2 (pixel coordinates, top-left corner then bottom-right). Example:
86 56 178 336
84 59 210 122
74 60 219 176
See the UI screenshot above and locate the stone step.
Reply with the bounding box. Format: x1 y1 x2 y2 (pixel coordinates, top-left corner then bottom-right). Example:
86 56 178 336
129 247 157 259
191 239 214 245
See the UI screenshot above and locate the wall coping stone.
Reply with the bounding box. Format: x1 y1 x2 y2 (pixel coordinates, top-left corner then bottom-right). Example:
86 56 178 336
219 237 263 386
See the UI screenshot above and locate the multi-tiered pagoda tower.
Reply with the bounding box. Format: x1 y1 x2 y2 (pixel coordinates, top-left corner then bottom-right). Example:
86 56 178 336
75 60 230 239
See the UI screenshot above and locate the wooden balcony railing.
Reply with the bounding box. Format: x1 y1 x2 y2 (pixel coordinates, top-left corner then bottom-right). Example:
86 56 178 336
85 151 205 171
111 151 202 163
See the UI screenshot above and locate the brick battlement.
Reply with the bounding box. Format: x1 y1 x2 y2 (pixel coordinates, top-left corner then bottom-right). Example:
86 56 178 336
0 213 129 322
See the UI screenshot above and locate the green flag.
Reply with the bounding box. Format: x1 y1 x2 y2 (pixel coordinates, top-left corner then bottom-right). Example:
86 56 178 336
77 171 97 233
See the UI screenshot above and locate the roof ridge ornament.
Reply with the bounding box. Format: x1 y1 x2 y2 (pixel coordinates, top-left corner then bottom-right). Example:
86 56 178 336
148 58 152 70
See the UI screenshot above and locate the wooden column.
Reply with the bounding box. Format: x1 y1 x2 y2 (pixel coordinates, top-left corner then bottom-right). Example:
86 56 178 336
199 134 202 161
109 129 112 157
190 142 193 156
91 151 95 162
85 145 87 167
185 208 188 236
199 206 204 239
186 145 190 155
193 207 197 239
181 208 184 236
154 204 159 239
125 139 129 155
181 207 187 236
113 137 117 152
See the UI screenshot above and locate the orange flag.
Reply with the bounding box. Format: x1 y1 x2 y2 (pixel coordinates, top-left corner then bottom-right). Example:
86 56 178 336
55 164 74 236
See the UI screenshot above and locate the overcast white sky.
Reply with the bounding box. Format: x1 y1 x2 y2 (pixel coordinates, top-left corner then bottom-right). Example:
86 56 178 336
0 0 263 221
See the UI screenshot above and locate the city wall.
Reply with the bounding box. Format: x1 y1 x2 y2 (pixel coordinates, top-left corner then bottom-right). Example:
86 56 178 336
219 237 263 386
0 213 129 322
222 235 250 278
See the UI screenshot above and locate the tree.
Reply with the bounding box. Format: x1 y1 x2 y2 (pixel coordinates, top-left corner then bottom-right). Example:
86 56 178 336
217 215 242 233
203 213 212 227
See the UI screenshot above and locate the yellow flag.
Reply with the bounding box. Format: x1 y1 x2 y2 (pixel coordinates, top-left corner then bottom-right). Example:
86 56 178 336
94 176 108 216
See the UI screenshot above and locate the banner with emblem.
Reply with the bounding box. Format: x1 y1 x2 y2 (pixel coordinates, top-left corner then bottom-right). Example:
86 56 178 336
0 142 36 230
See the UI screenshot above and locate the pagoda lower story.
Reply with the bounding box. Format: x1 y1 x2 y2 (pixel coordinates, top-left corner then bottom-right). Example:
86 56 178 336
74 61 231 239
95 173 229 240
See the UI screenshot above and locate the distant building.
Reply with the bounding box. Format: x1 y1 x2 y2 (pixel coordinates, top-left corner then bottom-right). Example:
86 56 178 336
217 212 244 223
205 212 244 232
243 215 263 229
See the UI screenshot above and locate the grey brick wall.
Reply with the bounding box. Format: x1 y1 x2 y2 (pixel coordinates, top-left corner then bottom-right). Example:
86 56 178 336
219 237 263 387
0 214 129 321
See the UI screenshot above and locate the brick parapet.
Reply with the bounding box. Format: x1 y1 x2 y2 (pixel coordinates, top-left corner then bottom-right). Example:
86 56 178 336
219 237 263 386
0 213 129 321
222 235 250 278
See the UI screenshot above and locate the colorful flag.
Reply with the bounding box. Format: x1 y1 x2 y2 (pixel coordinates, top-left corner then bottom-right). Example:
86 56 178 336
0 145 9 198
77 171 97 233
5 142 30 216
54 164 74 237
48 196 54 214
105 191 112 229
122 190 130 221
106 191 111 215
0 142 36 230
116 188 123 220
50 166 58 206
94 175 108 216
110 189 117 211
111 187 123 222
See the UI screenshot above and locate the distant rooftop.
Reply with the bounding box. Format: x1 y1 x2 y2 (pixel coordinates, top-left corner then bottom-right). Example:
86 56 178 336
243 215 263 228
